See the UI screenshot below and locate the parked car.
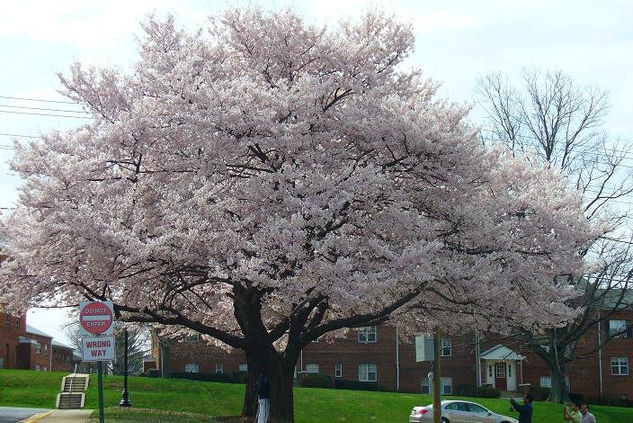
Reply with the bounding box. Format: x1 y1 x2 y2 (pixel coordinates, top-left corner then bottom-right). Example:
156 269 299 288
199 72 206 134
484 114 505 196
409 400 518 423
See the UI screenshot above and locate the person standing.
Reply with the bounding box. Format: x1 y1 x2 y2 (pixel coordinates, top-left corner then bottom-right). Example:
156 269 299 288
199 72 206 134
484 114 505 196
580 403 596 423
564 402 582 423
256 371 270 423
510 393 534 423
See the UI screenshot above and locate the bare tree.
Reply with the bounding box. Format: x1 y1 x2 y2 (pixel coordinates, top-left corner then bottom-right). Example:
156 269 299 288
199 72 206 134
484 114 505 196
477 69 633 403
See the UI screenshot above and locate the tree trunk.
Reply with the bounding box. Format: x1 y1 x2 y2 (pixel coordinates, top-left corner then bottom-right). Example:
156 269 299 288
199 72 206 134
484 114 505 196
241 346 297 423
549 365 570 403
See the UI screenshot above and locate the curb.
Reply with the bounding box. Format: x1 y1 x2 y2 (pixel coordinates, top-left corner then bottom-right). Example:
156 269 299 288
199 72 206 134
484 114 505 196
20 410 54 423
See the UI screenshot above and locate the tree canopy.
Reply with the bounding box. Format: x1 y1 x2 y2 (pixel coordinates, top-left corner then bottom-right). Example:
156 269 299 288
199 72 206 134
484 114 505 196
0 9 600 422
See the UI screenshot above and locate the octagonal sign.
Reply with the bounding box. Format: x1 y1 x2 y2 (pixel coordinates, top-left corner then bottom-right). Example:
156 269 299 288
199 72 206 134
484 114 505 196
79 301 114 336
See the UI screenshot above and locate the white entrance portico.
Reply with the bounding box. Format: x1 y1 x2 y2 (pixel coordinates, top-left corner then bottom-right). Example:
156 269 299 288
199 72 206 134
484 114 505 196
480 344 525 391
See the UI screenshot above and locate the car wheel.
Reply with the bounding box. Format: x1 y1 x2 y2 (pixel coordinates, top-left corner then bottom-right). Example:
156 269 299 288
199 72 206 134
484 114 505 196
441 418 449 423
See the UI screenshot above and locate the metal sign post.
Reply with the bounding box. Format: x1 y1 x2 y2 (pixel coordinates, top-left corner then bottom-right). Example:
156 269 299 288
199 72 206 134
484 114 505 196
79 301 116 423
433 327 442 423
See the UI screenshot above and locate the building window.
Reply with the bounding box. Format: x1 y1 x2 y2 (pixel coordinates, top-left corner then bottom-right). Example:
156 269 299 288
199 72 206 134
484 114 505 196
609 320 629 338
44 344 48 355
540 376 552 388
335 363 343 378
305 363 320 374
44 366 47 371
495 363 506 378
488 365 492 378
184 363 200 373
441 377 453 395
35 343 41 354
611 357 629 376
508 364 512 378
239 363 248 372
216 363 223 374
421 377 431 394
440 338 452 357
358 326 377 343
16 317 19 327
35 365 40 371
358 363 377 382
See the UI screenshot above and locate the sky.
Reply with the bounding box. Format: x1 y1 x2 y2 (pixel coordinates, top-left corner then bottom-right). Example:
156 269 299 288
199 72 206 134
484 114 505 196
1 0 632 346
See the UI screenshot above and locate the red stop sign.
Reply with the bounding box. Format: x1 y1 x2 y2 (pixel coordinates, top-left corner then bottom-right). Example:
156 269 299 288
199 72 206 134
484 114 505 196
80 302 113 335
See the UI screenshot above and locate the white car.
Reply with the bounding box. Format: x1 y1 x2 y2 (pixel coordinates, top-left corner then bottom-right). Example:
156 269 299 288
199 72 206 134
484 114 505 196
409 400 518 423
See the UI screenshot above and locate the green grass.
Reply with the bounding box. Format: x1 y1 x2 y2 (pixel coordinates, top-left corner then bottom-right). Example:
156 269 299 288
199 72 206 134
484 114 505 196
1 369 632 422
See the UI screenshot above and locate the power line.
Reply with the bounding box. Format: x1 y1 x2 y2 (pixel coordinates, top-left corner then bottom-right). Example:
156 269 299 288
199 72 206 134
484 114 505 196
0 132 40 139
0 110 91 119
0 104 89 115
0 95 77 105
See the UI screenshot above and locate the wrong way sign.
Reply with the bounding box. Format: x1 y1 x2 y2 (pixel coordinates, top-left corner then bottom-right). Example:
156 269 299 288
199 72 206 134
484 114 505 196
79 301 115 336
82 336 116 362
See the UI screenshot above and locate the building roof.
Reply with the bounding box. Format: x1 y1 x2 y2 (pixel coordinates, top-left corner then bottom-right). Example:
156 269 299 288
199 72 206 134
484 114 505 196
52 339 74 350
480 344 525 361
25 324 53 339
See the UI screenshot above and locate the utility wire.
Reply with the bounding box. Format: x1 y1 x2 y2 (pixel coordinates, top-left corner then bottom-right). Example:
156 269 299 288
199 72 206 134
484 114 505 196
0 95 76 105
0 110 91 119
0 104 89 115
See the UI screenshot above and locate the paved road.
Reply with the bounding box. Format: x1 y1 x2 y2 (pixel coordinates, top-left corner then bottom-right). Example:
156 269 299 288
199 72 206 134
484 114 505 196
0 407 50 423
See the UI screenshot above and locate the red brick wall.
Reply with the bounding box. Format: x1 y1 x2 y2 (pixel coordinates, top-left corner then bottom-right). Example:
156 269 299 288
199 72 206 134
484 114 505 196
52 345 74 372
0 311 26 369
19 333 53 371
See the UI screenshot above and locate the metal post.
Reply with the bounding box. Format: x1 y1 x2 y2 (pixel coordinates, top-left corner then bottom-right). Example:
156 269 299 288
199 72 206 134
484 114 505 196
120 327 131 407
97 361 105 423
433 327 442 423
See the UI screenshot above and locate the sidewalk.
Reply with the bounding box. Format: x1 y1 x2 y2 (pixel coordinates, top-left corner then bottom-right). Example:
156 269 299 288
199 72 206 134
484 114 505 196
22 409 92 423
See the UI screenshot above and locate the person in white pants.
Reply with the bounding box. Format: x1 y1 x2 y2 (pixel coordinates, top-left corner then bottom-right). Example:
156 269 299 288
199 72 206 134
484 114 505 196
256 372 270 423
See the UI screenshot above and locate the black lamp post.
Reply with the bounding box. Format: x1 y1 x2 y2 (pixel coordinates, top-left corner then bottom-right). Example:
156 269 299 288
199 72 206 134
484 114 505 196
119 327 131 407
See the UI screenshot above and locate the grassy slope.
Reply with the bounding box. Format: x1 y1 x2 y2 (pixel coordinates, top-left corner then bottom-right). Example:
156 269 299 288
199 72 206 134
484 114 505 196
1 370 631 422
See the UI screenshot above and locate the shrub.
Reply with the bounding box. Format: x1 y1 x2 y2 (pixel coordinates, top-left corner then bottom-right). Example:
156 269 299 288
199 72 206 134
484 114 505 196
457 384 477 397
476 385 501 398
531 387 550 401
139 369 160 378
170 372 233 383
297 373 332 388
334 379 381 391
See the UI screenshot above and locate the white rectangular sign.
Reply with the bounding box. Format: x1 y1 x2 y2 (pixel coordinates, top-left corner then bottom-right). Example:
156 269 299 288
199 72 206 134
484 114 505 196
82 336 116 362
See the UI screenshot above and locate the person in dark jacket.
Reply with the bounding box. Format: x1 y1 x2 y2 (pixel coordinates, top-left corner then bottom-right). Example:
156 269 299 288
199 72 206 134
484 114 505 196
255 371 270 423
510 393 534 423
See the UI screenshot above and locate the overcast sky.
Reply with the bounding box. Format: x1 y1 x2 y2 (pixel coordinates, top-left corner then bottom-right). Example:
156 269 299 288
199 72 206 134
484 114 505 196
2 0 632 345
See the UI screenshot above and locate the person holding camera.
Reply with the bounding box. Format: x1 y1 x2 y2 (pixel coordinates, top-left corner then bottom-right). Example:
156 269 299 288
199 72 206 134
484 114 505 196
509 393 534 423
564 402 582 423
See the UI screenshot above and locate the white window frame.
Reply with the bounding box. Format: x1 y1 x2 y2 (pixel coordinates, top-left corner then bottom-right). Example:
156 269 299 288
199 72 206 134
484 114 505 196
611 356 629 375
238 363 248 372
305 363 320 374
441 377 452 394
184 363 200 373
358 363 377 382
440 338 452 357
609 320 629 338
358 326 377 343
335 363 343 378
35 365 40 371
215 363 224 374
421 377 431 394
35 342 41 354
540 376 552 388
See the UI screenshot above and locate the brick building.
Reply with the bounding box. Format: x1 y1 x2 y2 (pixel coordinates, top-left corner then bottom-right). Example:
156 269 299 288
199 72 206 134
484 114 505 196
1 311 26 369
0 311 78 372
150 311 633 404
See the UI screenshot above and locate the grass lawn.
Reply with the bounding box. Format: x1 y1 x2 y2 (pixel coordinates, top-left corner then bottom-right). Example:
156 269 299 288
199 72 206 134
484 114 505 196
1 369 632 422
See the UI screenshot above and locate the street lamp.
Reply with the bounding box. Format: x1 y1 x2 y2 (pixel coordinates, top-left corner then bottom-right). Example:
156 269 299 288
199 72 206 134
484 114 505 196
119 327 131 407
